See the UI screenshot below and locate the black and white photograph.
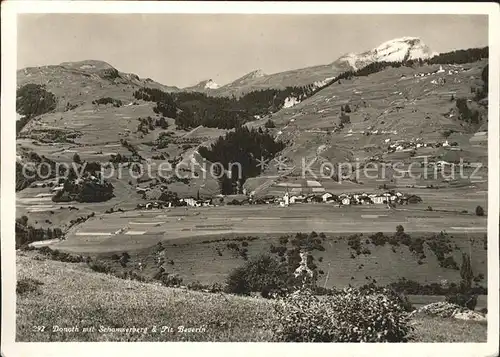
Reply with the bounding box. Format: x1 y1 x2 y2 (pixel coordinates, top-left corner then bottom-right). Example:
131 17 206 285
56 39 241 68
1 2 499 356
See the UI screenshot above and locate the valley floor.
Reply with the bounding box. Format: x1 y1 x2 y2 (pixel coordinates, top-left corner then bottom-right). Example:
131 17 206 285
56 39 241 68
52 204 487 254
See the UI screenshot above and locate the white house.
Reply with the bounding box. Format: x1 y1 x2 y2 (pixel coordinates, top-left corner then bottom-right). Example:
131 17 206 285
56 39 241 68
182 198 198 207
283 192 290 206
321 192 333 202
51 185 64 192
371 196 386 204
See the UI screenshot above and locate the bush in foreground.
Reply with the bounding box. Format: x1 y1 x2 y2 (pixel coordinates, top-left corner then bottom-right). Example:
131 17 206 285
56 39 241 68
273 287 413 342
225 255 288 296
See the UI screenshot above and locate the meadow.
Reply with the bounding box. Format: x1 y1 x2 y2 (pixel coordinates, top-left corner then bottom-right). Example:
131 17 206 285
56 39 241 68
16 252 487 342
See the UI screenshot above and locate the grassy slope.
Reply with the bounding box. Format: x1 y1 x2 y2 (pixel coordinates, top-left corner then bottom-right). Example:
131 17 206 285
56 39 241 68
244 60 488 195
52 213 487 287
16 59 489 234
16 252 274 342
16 252 486 342
83 230 486 289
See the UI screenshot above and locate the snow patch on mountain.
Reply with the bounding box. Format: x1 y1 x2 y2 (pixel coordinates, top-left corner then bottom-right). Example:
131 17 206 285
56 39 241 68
204 79 219 89
334 37 434 70
246 69 266 79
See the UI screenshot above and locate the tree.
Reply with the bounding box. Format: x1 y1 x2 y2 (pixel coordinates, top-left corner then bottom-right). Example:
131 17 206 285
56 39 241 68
396 225 405 234
157 116 168 129
459 252 473 291
344 104 352 113
264 119 276 129
339 113 351 126
475 205 485 216
19 215 29 226
225 255 288 296
72 153 82 164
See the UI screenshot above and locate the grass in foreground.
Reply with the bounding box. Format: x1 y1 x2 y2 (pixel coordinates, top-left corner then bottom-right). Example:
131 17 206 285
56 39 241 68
409 315 487 342
16 252 275 342
16 252 487 342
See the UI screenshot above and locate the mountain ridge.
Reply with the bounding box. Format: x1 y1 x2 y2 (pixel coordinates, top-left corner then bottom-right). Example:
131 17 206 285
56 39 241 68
187 36 436 97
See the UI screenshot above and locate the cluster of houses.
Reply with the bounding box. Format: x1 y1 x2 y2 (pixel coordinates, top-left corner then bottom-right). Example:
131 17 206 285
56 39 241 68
387 138 458 153
135 189 423 210
411 65 462 79
278 191 422 207
137 197 214 210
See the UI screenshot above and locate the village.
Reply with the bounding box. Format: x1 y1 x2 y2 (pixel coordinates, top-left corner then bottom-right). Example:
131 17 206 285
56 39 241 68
136 189 423 210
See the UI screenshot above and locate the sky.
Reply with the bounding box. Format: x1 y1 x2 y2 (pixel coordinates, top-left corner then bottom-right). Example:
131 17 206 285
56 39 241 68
17 14 488 88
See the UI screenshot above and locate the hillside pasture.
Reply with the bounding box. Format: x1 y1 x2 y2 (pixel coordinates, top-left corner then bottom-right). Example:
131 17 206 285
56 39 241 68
16 252 487 342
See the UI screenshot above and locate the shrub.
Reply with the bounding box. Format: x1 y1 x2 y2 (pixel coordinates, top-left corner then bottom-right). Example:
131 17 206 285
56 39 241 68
427 234 453 262
92 97 123 107
264 119 276 129
17 278 44 295
225 266 251 295
225 255 288 296
72 153 82 164
119 252 130 267
227 242 240 251
279 236 289 245
359 284 414 312
157 272 183 287
475 205 485 216
370 232 387 246
273 287 413 342
339 113 351 126
88 261 112 274
187 281 208 291
445 293 478 310
239 248 249 260
440 256 459 270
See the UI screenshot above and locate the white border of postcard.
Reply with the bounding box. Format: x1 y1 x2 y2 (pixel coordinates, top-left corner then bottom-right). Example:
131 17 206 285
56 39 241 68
1 2 499 357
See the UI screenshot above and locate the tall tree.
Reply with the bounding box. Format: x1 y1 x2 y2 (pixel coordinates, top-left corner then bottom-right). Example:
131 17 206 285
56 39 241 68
459 252 473 291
